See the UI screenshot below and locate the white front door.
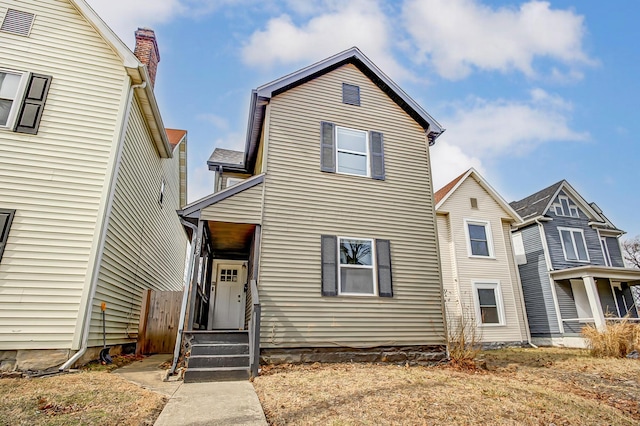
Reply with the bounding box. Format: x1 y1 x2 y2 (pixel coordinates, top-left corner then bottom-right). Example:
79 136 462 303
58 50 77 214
212 264 245 329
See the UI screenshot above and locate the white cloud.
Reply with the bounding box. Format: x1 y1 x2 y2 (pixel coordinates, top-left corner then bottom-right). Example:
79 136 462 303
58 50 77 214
241 0 412 81
439 89 588 159
430 143 484 191
197 113 230 130
86 0 184 46
403 0 591 80
430 89 587 189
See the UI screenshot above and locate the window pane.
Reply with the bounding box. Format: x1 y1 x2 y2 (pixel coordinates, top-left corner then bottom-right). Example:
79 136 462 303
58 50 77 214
573 231 588 261
560 198 570 216
0 213 8 238
468 224 487 240
337 128 366 153
480 306 500 324
561 230 577 260
555 206 562 215
470 241 489 256
337 152 367 175
601 239 611 266
340 239 372 265
478 288 497 306
340 268 374 294
570 208 578 217
0 99 12 126
0 72 20 99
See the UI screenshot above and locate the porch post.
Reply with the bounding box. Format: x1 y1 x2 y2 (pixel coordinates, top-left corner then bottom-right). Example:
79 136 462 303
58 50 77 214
187 220 205 330
582 275 606 331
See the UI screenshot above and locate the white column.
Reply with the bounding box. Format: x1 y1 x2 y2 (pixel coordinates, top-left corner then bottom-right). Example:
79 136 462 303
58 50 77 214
582 275 606 331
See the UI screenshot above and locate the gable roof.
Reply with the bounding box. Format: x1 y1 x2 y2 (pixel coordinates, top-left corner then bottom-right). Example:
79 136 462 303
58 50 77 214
509 180 564 220
69 0 172 158
225 47 445 174
166 128 186 151
510 180 621 231
208 148 244 170
435 168 521 222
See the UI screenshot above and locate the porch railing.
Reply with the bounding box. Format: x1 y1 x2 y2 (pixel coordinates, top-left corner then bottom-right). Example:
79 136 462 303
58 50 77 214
248 279 261 378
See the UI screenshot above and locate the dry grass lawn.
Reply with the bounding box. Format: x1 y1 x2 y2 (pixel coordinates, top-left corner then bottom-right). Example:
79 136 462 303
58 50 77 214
253 347 640 425
0 357 165 426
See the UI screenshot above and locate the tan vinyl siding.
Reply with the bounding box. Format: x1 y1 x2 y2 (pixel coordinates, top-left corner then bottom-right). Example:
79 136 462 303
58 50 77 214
201 184 263 224
259 64 445 348
438 177 526 343
0 0 128 349
503 220 530 339
438 213 462 323
90 98 188 347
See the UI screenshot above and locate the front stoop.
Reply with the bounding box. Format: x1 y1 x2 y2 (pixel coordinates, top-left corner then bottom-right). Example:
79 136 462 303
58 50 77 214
184 331 250 383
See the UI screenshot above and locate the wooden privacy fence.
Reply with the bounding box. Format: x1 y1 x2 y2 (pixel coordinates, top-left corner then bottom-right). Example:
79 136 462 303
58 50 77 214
137 289 182 355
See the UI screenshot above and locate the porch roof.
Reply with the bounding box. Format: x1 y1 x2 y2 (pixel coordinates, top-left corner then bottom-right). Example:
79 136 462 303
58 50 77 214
550 265 640 283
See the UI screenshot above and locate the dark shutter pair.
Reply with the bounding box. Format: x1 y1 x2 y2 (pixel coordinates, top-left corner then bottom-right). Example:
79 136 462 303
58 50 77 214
320 121 385 180
0 209 15 262
321 235 393 297
14 73 52 134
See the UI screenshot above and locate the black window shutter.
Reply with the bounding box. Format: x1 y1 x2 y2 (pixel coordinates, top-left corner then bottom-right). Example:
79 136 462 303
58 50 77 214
369 131 385 180
320 121 336 173
321 235 338 296
376 239 393 297
0 209 15 262
14 73 52 135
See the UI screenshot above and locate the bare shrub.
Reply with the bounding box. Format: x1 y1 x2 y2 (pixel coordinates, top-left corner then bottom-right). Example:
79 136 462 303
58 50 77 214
444 290 483 368
582 318 640 358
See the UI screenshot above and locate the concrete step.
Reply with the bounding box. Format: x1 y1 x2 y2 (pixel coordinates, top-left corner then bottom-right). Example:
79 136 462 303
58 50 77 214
187 354 250 369
187 331 249 344
191 343 249 356
183 367 250 383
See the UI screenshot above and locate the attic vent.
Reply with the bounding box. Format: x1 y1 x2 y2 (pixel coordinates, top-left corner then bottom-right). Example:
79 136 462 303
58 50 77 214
342 83 360 106
470 198 478 209
1 9 35 36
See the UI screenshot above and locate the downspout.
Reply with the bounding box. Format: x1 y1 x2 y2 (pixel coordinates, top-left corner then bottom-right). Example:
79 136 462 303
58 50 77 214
170 218 198 375
59 82 146 371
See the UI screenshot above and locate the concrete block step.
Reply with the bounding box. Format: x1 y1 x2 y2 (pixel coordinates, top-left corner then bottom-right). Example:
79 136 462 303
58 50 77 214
187 354 250 369
187 331 249 344
183 367 250 383
191 343 249 356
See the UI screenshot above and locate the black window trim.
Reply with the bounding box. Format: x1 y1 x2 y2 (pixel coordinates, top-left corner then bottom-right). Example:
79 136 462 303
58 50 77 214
0 208 16 262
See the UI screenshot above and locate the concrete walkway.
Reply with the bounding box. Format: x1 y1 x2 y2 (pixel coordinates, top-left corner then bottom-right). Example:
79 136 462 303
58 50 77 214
114 355 267 426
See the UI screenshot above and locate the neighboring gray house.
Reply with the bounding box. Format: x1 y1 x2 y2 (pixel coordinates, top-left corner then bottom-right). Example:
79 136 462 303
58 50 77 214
510 180 639 347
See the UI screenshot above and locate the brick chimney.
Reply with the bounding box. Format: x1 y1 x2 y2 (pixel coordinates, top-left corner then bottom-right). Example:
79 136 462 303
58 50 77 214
134 28 160 88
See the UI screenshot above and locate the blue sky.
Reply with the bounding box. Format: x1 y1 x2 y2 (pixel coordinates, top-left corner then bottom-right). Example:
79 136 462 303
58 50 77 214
88 0 640 237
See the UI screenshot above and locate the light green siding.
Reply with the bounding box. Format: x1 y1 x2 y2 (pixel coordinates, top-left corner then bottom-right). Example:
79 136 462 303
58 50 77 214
0 0 128 350
259 64 446 348
90 98 188 347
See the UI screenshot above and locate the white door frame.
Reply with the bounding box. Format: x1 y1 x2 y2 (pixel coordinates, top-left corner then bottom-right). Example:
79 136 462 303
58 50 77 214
208 259 247 330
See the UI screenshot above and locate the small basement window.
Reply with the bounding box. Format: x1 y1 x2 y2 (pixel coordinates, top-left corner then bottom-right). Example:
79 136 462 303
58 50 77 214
342 83 360 106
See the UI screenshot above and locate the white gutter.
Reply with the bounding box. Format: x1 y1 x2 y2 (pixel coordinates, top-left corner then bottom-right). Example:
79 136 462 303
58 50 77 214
170 219 199 375
59 82 142 371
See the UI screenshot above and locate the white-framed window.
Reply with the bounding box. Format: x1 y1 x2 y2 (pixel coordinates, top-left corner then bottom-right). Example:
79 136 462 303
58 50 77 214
158 178 165 206
472 281 505 326
0 69 28 129
553 196 579 218
600 237 612 267
336 126 369 177
226 177 244 188
338 236 376 296
559 227 589 262
464 219 494 258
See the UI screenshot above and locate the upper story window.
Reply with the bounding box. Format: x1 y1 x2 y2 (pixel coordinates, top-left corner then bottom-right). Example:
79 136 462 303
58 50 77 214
226 177 244 188
0 209 16 262
465 219 494 258
554 196 579 217
0 70 51 134
559 227 589 262
158 179 165 206
600 237 612 267
0 70 28 128
336 127 368 176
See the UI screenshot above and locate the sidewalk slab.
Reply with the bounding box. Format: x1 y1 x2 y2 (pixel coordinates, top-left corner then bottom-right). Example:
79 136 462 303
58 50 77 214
114 354 181 398
154 381 268 426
